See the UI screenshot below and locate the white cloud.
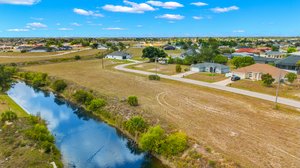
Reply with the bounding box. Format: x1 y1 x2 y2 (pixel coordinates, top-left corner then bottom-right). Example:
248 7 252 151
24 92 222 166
137 25 143 27
156 14 184 20
193 16 204 20
233 30 245 33
146 1 183 9
211 6 239 13
30 17 44 21
7 28 29 32
71 22 81 26
0 0 40 5
191 2 208 6
102 27 125 30
56 23 61 26
73 8 104 17
102 0 155 13
58 28 73 31
26 22 47 28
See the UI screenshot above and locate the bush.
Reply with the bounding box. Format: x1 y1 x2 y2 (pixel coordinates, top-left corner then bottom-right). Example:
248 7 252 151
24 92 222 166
261 73 275 87
74 55 81 60
285 73 297 83
149 75 160 81
175 64 182 73
128 96 138 106
19 72 49 87
208 160 217 168
51 80 67 92
1 111 18 122
125 116 148 135
87 98 106 111
161 132 187 156
139 125 165 153
73 90 94 105
25 124 54 143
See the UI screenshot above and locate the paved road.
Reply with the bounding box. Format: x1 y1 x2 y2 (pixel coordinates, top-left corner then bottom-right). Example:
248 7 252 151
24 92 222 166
115 62 300 109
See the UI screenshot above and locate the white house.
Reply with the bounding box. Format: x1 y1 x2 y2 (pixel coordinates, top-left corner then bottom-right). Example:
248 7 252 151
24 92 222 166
191 63 230 74
105 51 132 60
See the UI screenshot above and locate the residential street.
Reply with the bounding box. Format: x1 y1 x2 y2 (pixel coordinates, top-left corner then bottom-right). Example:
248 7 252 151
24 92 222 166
115 62 300 109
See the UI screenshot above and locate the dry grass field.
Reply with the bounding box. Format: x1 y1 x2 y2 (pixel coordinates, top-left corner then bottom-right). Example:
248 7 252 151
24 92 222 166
185 72 227 83
0 49 105 64
23 60 300 168
124 48 144 60
128 63 189 75
230 79 300 101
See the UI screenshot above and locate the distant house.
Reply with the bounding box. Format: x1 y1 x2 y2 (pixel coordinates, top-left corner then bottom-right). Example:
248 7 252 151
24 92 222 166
233 63 289 81
191 63 230 74
275 55 300 73
97 44 108 50
232 52 257 57
265 51 286 59
164 45 176 50
253 56 279 64
58 46 73 51
180 49 200 59
29 46 56 52
105 51 132 60
236 48 260 54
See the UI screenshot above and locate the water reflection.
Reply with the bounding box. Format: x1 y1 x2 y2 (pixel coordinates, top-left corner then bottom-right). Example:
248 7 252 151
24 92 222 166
8 82 165 168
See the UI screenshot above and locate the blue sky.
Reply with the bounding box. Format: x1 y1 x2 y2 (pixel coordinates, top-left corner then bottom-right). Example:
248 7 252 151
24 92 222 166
0 0 300 37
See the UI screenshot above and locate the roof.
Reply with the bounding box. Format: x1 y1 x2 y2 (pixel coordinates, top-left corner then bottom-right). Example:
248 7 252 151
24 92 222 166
275 55 300 66
192 63 229 69
253 56 279 62
233 63 289 79
266 51 285 56
31 46 51 50
236 48 260 54
108 51 130 57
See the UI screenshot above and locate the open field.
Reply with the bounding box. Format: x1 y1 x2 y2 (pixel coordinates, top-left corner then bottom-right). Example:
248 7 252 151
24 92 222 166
185 72 227 83
0 49 106 64
124 48 144 60
165 49 183 56
230 79 300 101
0 51 63 56
0 94 27 117
127 62 189 75
23 60 300 168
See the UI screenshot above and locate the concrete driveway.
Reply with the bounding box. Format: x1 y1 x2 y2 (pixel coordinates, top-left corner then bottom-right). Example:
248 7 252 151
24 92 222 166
213 78 234 86
115 62 300 109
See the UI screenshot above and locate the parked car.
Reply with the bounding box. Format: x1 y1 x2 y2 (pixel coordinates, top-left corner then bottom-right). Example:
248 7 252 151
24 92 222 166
231 75 241 81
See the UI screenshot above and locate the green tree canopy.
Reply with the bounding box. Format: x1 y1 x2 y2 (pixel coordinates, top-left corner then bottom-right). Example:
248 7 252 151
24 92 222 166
161 132 187 156
232 56 255 68
0 65 17 92
139 125 165 153
287 47 297 53
285 73 297 83
261 73 275 87
125 116 148 135
213 55 228 64
142 47 167 62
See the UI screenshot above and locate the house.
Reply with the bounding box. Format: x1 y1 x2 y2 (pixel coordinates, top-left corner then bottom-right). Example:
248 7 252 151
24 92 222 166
233 63 289 81
164 45 176 50
265 51 286 59
58 46 73 51
105 51 132 60
29 46 56 52
236 48 260 54
253 56 279 64
97 44 108 50
191 63 230 74
180 48 200 59
275 55 300 74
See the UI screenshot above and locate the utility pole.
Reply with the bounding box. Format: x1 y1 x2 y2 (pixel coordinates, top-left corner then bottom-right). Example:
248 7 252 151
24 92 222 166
155 56 158 75
275 71 282 107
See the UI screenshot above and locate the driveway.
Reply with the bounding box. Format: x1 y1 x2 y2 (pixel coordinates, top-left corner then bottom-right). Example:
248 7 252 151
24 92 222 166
115 62 300 109
213 78 234 86
172 71 197 78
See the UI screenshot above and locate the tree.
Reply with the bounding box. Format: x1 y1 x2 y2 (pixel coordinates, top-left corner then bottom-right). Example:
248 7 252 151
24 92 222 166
73 90 94 105
287 47 297 53
0 65 16 92
51 80 67 92
272 46 279 51
175 64 182 73
88 98 106 111
90 43 98 49
161 132 187 156
139 125 165 153
285 73 297 83
128 96 138 106
261 73 275 87
125 116 148 135
142 47 167 62
232 56 255 68
213 55 228 64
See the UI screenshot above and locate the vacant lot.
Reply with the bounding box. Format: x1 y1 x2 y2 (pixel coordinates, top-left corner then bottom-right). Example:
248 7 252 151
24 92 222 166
128 63 189 75
230 79 300 101
0 49 105 64
124 48 144 60
165 49 183 56
186 72 227 83
24 60 300 168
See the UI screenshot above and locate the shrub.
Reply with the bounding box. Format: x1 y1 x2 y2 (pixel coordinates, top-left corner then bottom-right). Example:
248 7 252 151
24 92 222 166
20 72 49 87
25 124 54 143
128 96 138 106
261 73 275 87
148 75 160 81
125 116 148 135
139 125 165 153
51 80 67 92
208 160 217 168
87 98 106 111
285 73 297 83
73 90 94 105
161 132 187 156
175 64 182 73
1 111 18 122
74 55 81 60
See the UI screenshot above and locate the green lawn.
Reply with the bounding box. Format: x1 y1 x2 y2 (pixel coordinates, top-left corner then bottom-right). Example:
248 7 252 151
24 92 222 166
0 93 27 117
185 72 227 83
127 62 189 75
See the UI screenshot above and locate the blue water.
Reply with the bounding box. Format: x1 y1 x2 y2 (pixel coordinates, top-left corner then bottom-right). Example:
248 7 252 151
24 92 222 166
7 82 164 168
